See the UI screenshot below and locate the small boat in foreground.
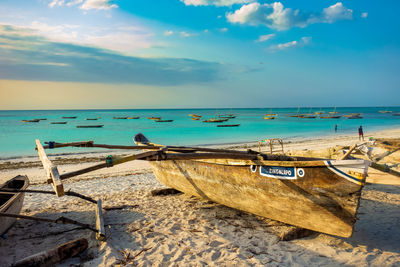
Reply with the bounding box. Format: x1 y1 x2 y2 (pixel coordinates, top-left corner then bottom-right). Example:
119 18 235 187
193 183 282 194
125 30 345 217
0 175 29 235
217 124 240 127
62 116 77 119
134 133 369 238
50 122 67 124
76 125 104 128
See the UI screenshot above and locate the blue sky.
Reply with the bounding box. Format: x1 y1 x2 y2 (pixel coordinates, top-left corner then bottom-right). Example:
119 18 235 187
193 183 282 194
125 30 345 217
0 0 399 109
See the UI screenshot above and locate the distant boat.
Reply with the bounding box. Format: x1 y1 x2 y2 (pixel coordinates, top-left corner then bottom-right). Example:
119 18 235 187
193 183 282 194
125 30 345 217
147 117 161 120
392 113 400 116
113 117 128 119
348 115 363 119
217 124 240 127
286 107 300 117
203 118 228 123
76 125 104 128
22 119 40 122
192 117 201 121
379 110 392 113
85 118 98 120
36 118 47 121
189 114 202 118
314 108 324 115
50 122 67 124
320 115 341 119
155 119 173 122
62 116 77 119
299 108 316 118
329 107 338 114
263 116 275 120
127 116 140 119
219 115 236 119
265 108 277 117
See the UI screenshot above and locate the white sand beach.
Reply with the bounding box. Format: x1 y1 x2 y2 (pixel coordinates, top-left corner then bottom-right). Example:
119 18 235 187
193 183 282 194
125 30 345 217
0 128 400 266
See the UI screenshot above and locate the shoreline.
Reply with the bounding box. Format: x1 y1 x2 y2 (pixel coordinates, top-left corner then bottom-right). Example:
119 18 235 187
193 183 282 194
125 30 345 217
1 126 400 162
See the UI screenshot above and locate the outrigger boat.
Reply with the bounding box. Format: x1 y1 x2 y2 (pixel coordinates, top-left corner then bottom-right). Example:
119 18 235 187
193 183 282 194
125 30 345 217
22 119 40 123
0 175 29 235
35 136 372 238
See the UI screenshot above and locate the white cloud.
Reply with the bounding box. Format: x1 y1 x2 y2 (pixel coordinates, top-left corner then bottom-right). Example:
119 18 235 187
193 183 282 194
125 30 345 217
361 12 368 18
181 0 254 7
227 2 353 30
48 0 117 10
180 31 197 37
269 36 311 51
256 33 275 43
164 30 174 36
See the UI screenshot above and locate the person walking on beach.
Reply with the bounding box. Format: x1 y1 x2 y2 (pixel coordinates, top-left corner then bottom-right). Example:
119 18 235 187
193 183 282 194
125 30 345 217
358 126 364 141
335 124 337 133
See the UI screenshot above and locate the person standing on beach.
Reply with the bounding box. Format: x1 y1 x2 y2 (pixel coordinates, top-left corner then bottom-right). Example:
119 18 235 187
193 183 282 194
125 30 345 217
358 126 364 141
335 124 337 133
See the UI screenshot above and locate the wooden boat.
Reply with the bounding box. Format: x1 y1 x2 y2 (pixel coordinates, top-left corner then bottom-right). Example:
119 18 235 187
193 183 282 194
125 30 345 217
113 117 128 119
203 118 228 123
192 117 201 121
320 115 341 119
286 107 300 117
127 116 140 119
50 122 67 124
62 116 77 119
134 133 369 238
85 118 98 120
22 119 40 122
379 110 392 114
154 119 173 122
36 118 47 121
329 107 338 114
76 125 104 128
147 117 161 120
217 124 240 127
0 175 29 235
344 113 361 118
189 114 202 118
263 116 275 120
219 115 236 119
299 108 316 118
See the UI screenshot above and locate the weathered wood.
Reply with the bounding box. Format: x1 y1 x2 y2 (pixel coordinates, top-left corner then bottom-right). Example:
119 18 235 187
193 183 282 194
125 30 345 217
12 238 88 267
147 158 367 238
151 188 182 196
370 162 400 178
340 144 357 160
95 199 106 241
36 139 64 197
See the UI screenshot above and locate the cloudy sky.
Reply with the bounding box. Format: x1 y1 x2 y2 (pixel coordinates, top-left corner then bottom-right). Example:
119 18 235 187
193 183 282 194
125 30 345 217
0 0 399 109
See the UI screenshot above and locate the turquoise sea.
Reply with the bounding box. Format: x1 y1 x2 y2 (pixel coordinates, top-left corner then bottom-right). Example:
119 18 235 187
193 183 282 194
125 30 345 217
0 107 399 159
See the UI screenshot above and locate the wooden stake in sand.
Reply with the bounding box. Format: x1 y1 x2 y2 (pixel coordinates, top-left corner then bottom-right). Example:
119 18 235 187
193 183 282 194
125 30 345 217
12 238 88 267
95 199 106 241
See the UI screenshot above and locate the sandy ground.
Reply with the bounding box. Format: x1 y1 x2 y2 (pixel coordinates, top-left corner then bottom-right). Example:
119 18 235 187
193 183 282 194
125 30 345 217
0 129 400 266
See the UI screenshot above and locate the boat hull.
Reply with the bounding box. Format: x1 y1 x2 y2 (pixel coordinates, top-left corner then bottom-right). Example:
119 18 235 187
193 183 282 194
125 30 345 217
148 158 368 238
0 175 29 235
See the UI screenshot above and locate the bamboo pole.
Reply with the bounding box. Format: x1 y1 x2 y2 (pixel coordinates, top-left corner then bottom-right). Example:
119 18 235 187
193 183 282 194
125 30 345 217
340 144 357 160
0 189 97 204
0 213 97 232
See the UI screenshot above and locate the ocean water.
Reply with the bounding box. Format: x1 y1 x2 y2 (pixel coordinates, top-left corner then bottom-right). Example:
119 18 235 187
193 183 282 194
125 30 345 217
0 107 399 158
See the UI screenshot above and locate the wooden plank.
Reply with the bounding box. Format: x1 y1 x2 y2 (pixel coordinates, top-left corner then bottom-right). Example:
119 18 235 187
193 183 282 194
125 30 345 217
36 139 64 197
12 238 88 267
95 198 106 241
340 144 357 160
